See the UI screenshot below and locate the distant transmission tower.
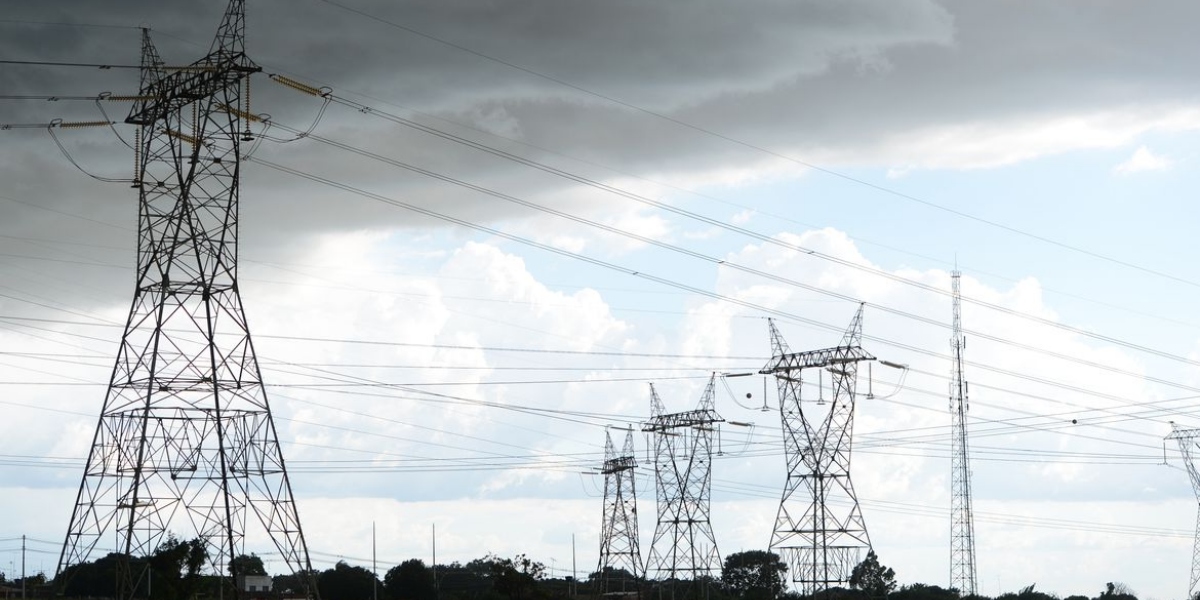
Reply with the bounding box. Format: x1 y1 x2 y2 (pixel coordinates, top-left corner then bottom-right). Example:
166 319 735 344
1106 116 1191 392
760 306 874 595
55 3 316 599
1167 424 1200 599
597 427 644 594
949 272 978 596
644 376 723 598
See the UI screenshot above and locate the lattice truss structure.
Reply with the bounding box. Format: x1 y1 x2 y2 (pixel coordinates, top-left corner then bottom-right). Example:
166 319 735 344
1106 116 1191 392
643 376 724 590
56 3 317 599
1168 425 1200 600
597 427 645 594
759 306 875 595
948 272 978 596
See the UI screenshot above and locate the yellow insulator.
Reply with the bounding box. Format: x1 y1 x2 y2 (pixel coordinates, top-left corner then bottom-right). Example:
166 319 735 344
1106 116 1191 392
270 74 325 97
165 128 200 146
58 121 114 129
217 103 265 123
105 95 161 102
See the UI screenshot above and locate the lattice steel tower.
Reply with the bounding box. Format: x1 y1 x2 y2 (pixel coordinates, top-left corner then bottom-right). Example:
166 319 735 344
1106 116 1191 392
1167 424 1200 599
643 377 723 597
597 427 644 594
55 3 317 599
760 306 874 595
949 272 978 596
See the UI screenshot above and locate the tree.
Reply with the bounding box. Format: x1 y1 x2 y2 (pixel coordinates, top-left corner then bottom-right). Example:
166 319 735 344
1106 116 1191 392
487 554 545 600
890 583 957 600
385 559 437 600
848 551 895 598
721 550 787 600
319 561 380 600
232 553 269 576
1097 582 1137 600
147 536 208 600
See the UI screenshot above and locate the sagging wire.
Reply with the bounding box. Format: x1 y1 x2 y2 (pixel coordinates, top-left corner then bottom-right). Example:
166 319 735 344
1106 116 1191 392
93 92 134 150
45 119 132 184
265 73 333 143
720 371 761 411
867 359 910 401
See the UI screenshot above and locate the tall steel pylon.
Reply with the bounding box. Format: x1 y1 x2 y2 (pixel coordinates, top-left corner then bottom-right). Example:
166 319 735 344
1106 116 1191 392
597 427 644 595
760 306 875 595
55 3 316 599
643 376 723 599
949 272 978 596
1167 424 1200 599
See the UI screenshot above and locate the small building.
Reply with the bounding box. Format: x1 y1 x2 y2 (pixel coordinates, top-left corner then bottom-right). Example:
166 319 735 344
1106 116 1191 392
237 574 274 597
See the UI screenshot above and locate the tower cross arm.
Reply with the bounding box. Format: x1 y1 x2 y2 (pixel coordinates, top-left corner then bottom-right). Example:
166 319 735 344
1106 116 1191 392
642 409 724 432
127 54 260 126
759 345 875 375
1168 427 1200 495
601 456 637 475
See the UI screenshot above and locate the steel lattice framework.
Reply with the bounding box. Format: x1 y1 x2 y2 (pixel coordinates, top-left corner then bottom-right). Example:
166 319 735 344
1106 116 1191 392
760 306 875 595
949 272 978 596
643 376 723 597
1167 424 1200 599
55 3 317 599
597 427 644 595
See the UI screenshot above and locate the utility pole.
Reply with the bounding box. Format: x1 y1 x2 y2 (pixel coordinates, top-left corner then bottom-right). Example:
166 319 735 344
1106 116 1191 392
644 376 723 600
53 3 316 599
761 306 874 596
1167 424 1200 599
597 427 644 595
21 535 25 600
373 522 378 600
949 272 978 596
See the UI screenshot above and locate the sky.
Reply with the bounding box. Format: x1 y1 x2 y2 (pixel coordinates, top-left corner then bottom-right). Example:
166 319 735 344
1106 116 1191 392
3 1 1200 598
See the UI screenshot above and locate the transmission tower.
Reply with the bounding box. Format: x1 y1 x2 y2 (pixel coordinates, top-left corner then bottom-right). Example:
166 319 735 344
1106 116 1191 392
760 306 875 595
1167 424 1200 599
949 272 978 596
643 376 723 599
55 3 317 599
597 427 644 595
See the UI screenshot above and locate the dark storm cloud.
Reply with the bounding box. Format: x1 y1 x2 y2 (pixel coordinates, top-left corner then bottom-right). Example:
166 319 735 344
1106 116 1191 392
4 0 1200 265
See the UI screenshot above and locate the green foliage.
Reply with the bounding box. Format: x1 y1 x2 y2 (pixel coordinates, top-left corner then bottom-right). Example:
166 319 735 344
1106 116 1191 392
319 560 380 600
848 551 896 598
1096 582 1137 600
721 550 787 600
890 583 958 600
231 553 268 576
147 535 209 600
487 553 546 600
385 559 437 600
995 583 1056 600
274 568 321 598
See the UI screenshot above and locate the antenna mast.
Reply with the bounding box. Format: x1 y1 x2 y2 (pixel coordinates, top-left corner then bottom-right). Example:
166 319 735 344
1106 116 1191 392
949 272 978 596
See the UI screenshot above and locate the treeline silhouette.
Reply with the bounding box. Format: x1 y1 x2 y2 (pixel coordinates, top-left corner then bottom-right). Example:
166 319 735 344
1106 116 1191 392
20 541 1161 600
